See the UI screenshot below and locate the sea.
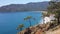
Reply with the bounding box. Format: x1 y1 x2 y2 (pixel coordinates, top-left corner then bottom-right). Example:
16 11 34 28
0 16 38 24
0 11 42 34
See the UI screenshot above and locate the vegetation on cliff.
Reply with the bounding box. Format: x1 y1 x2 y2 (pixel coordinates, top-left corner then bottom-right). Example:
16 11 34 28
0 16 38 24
48 1 60 25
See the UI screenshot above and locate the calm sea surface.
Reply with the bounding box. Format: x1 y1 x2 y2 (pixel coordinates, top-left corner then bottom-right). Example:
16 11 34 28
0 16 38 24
0 11 42 34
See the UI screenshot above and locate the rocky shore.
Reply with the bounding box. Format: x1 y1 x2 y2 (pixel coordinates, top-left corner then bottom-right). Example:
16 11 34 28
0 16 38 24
17 21 60 34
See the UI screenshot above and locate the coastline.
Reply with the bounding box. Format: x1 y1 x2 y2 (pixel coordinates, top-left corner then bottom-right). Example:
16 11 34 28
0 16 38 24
17 11 59 34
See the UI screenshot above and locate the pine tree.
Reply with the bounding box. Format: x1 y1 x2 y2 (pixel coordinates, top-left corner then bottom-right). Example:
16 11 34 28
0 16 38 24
48 1 60 24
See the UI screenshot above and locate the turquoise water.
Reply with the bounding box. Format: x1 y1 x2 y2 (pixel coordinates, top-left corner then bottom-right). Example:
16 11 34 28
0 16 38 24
0 11 42 34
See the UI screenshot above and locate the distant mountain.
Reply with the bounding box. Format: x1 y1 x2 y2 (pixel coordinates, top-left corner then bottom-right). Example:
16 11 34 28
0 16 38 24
0 1 49 12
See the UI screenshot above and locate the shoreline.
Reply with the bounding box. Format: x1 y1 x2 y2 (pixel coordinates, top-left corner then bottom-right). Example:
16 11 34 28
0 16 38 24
0 11 46 13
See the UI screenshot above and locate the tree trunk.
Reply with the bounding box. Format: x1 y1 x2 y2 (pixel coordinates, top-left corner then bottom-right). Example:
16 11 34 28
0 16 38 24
57 16 60 24
29 19 31 27
20 28 22 31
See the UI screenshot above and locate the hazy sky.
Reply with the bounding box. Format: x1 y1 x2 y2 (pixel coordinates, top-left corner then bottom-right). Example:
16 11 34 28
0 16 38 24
0 0 50 6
